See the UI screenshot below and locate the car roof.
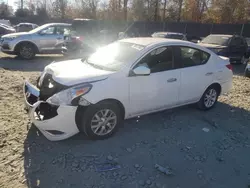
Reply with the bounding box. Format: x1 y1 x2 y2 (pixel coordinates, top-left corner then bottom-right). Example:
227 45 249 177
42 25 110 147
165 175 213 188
17 23 36 25
209 34 233 37
154 32 184 35
120 37 191 46
44 23 71 27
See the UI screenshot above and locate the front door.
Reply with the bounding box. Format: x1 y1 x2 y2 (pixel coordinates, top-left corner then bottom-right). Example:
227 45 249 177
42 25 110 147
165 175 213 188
129 46 181 116
176 46 213 103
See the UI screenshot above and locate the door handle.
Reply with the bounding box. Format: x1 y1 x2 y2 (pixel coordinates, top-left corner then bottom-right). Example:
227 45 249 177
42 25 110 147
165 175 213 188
205 72 213 76
167 78 177 83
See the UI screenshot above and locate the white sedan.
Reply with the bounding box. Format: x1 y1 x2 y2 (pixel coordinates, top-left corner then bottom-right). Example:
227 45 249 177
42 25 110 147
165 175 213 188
24 38 233 141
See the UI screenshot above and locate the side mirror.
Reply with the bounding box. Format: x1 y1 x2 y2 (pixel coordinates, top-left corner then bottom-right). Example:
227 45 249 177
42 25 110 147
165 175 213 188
133 65 150 76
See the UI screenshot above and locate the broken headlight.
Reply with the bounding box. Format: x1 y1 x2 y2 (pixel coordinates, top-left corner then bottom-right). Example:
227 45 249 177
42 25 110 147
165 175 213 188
46 84 92 106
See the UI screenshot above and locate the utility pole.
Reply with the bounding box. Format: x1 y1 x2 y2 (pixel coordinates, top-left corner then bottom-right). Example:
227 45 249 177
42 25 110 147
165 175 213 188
21 0 23 10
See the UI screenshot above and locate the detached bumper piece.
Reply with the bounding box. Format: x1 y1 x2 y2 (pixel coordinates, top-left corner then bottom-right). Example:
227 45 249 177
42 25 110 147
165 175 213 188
24 81 79 141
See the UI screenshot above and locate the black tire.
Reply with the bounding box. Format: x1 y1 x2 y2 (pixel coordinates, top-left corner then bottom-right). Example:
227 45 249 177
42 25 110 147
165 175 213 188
197 86 219 110
238 55 246 64
245 68 250 78
17 43 36 60
79 101 123 140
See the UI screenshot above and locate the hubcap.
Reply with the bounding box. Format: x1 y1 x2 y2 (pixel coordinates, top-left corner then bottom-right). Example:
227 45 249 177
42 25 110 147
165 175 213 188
20 46 33 58
204 89 217 108
90 109 117 136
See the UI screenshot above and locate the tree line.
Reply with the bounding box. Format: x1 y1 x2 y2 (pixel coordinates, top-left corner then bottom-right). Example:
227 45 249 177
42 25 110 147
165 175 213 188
0 0 250 24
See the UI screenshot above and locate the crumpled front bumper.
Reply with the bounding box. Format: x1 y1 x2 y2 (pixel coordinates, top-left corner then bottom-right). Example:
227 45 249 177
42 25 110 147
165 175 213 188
23 81 79 141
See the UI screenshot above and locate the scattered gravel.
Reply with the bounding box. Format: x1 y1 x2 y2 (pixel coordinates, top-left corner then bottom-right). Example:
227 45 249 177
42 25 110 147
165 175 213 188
0 55 250 188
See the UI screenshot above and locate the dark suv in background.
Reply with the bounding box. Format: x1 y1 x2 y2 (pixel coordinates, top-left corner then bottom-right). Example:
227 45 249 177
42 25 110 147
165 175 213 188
199 34 248 64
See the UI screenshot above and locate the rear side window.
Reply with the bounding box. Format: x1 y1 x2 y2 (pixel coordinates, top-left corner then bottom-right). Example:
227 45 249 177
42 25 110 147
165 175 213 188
179 46 210 68
230 37 242 46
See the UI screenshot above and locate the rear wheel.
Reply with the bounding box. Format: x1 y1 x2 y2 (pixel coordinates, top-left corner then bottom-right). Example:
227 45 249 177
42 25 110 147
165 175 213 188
79 101 123 140
17 43 36 60
197 86 219 110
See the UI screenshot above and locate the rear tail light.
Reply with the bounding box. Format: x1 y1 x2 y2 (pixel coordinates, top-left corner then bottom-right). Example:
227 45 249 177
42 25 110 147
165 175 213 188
226 64 233 71
76 36 84 41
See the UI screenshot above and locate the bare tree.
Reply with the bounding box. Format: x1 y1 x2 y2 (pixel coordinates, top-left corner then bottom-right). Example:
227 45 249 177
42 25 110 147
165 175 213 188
123 0 128 20
52 0 67 18
163 0 167 20
176 0 183 22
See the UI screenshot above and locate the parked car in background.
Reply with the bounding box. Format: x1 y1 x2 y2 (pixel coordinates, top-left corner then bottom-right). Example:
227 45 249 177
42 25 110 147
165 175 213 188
152 32 187 40
0 23 71 59
199 34 248 64
15 23 38 32
245 60 250 77
244 37 250 58
0 19 11 26
0 24 15 37
186 35 202 43
63 19 118 57
24 38 232 141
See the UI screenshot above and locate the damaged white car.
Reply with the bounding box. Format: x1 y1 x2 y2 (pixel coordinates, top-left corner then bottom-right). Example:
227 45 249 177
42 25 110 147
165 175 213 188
24 38 233 141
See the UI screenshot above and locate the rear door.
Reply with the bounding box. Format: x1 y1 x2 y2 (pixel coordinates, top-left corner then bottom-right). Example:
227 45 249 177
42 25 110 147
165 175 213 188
37 25 70 52
175 46 213 104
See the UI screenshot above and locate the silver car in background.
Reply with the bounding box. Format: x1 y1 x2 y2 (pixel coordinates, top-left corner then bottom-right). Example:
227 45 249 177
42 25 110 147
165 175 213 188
0 23 71 59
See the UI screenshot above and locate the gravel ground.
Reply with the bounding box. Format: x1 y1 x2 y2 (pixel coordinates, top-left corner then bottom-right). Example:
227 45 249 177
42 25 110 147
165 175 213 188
0 53 250 188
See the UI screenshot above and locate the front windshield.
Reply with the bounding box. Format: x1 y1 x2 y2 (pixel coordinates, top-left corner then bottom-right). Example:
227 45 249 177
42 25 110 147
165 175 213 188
85 42 145 71
166 34 184 39
201 35 231 45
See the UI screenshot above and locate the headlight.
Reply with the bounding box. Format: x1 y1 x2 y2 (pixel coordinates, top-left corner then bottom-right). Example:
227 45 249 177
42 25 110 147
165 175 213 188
46 84 92 106
4 36 18 41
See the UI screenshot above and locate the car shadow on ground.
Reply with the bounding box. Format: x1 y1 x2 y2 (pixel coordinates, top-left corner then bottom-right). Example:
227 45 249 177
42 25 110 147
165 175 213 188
23 102 250 188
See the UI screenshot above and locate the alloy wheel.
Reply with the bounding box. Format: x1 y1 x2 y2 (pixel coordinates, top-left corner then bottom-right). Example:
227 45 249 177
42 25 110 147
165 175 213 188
20 46 33 59
204 88 217 108
90 109 117 136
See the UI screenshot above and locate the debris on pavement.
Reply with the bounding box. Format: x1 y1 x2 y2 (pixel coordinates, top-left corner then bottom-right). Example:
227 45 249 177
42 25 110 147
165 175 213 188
202 117 219 128
95 162 121 172
202 127 210 132
155 164 174 176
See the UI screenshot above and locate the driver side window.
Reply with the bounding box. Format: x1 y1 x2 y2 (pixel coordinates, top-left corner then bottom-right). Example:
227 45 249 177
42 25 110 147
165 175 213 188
40 26 55 35
136 46 174 73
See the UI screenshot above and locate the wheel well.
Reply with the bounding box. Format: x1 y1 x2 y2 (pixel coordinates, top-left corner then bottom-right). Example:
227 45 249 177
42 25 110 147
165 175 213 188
75 99 125 128
14 41 39 53
97 99 125 119
208 83 222 95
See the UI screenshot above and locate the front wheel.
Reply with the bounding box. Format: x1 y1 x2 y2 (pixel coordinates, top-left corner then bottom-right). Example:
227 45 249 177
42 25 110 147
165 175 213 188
18 43 36 60
79 102 123 140
197 86 219 110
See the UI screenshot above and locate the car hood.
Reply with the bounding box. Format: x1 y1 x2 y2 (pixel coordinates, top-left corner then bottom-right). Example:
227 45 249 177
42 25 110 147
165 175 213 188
2 32 28 38
45 59 114 86
199 43 226 49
